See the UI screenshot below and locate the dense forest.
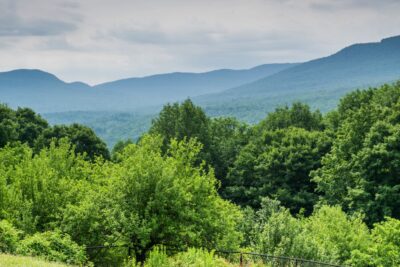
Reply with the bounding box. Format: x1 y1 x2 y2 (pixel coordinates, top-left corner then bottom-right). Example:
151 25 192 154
1 82 400 266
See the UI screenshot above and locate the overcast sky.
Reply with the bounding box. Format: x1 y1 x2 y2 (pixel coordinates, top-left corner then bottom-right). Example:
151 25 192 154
0 0 399 84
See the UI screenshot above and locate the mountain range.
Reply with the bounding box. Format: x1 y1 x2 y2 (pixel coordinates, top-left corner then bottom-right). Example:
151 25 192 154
1 35 400 146
0 63 296 113
196 35 400 121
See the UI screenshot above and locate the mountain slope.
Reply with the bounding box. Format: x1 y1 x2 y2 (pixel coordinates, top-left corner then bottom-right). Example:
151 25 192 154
0 69 93 112
197 35 400 121
0 64 297 113
92 63 298 108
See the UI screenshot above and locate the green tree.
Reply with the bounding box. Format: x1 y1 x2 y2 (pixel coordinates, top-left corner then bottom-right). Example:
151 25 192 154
111 139 134 161
62 135 242 263
226 127 331 214
350 217 400 266
15 107 49 147
0 105 49 148
0 141 93 233
0 104 18 147
208 117 250 186
312 82 400 224
35 124 110 160
257 102 324 132
247 200 370 265
149 99 211 160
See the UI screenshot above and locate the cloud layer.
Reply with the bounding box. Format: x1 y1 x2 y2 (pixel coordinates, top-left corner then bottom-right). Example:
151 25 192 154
0 0 399 84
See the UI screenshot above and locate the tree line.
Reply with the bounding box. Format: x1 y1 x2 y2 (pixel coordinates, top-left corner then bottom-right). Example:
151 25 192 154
1 82 400 266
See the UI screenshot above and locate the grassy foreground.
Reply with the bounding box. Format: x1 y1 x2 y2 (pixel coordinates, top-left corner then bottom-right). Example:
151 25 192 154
0 254 73 267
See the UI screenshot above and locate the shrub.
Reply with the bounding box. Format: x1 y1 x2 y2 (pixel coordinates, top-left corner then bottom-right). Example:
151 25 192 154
17 231 86 265
350 217 400 266
0 220 21 253
172 248 231 267
143 247 171 267
249 200 371 265
137 247 234 267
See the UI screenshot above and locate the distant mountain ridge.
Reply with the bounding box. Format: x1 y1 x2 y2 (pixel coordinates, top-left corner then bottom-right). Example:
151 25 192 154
0 63 297 113
2 35 400 145
92 63 297 111
196 35 400 121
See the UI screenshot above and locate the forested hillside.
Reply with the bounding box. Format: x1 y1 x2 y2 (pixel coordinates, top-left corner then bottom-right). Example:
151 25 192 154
197 35 400 121
1 82 400 266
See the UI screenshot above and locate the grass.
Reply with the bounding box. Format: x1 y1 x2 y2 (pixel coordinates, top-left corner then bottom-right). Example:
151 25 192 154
0 254 74 267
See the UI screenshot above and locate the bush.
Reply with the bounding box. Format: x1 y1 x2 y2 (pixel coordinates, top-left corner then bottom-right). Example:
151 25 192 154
172 248 231 267
17 231 86 265
300 206 370 264
350 217 400 266
143 247 171 267
249 200 371 265
0 220 21 253
130 247 234 267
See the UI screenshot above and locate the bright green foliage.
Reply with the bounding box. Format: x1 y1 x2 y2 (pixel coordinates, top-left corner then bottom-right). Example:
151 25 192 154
313 82 400 224
247 200 371 265
126 247 235 267
142 247 170 267
0 254 72 267
3 82 400 266
350 217 400 266
172 248 228 267
301 206 370 264
62 135 242 263
250 198 306 257
226 127 330 214
17 231 86 265
0 220 21 253
35 123 110 160
0 141 93 233
111 139 134 161
112 135 242 261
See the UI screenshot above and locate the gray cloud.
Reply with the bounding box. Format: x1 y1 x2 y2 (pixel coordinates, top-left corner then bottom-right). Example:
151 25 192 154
0 0 399 84
309 0 400 11
0 0 79 36
0 19 77 36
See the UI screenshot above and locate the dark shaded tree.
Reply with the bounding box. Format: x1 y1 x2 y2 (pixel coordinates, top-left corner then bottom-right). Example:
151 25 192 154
35 124 110 160
225 127 331 214
257 102 324 132
313 82 400 224
208 117 250 186
15 107 49 147
0 104 48 148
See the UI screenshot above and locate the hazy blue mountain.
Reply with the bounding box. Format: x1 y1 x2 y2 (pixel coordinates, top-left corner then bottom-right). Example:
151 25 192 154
94 63 297 97
91 63 298 110
197 35 400 122
0 69 93 112
0 63 297 113
3 35 400 146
